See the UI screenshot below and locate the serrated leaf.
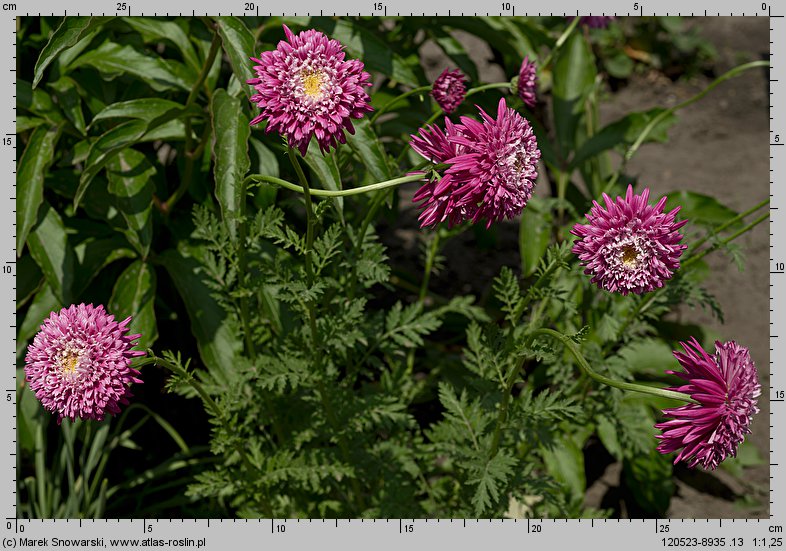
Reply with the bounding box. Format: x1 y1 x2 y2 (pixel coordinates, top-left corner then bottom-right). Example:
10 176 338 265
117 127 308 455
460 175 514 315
106 148 156 257
32 16 110 88
26 203 75 304
109 260 158 348
469 451 517 516
17 124 62 256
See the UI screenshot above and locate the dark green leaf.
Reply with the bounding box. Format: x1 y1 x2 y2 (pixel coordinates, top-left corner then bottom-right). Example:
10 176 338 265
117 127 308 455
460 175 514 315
314 18 420 87
541 433 586 504
664 190 741 229
159 248 243 388
211 89 251 241
303 142 344 221
215 17 256 96
26 203 75 304
570 108 677 169
90 98 195 127
48 77 86 135
109 260 158 348
430 31 479 83
18 80 65 124
73 236 137 297
106 148 156 257
17 116 46 133
18 284 61 353
122 17 200 72
346 118 393 182
70 41 192 92
16 255 43 309
32 16 110 88
552 33 597 160
623 448 674 515
519 197 552 277
17 124 62 255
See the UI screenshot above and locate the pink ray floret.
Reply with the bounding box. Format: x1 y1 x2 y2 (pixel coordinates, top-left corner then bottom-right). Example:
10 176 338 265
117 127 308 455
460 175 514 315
247 25 373 156
24 304 145 423
571 185 687 295
655 338 761 470
517 56 538 109
409 98 541 228
431 68 467 114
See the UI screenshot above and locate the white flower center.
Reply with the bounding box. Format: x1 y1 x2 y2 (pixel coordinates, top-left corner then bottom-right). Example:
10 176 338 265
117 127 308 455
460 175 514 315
606 233 650 271
498 140 536 190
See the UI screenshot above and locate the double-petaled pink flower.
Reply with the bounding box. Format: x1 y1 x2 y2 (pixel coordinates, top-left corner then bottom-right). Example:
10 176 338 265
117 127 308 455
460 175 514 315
431 68 467 114
656 338 761 470
247 25 373 156
410 98 540 228
517 56 538 109
24 304 144 423
571 186 687 295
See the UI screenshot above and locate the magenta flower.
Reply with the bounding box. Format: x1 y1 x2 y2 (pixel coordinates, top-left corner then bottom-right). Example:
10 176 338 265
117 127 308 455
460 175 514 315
247 25 373 156
568 16 616 28
517 56 538 109
571 185 687 295
655 338 761 470
410 98 540 228
24 304 144 423
431 68 467 114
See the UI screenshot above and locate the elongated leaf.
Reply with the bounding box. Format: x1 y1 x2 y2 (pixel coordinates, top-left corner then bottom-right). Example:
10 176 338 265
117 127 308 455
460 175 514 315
304 141 344 220
18 284 61 354
17 124 62 255
211 89 250 241
122 17 200 72
430 31 479 83
18 80 65 124
48 77 86 135
106 149 156 257
17 255 43 309
541 433 586 506
314 18 420 87
215 17 256 96
70 41 191 92
623 448 673 515
75 120 146 209
73 236 136 297
90 98 193 127
26 203 75 304
158 248 242 388
570 108 678 169
17 116 46 133
664 190 741 229
552 33 596 160
32 16 110 88
346 118 393 182
109 260 158 348
519 197 552 277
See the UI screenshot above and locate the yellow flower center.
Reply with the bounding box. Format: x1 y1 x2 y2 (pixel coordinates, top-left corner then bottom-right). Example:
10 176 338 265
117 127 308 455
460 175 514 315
302 71 325 98
61 353 80 376
621 245 638 268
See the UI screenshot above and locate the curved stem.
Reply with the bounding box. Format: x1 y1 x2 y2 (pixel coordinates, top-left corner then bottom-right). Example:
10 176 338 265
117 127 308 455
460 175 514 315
539 16 581 71
245 172 425 198
370 85 432 124
689 198 770 254
535 328 698 404
682 211 769 270
465 82 511 98
605 60 769 194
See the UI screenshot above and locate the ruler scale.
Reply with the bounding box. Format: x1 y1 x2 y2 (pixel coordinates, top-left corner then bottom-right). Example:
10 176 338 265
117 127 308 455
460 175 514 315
6 2 782 549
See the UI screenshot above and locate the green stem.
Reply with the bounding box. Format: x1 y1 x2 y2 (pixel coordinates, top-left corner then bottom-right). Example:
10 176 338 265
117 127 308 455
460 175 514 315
683 211 769 270
535 328 697 403
370 85 432 124
245 172 425 198
556 169 569 225
185 31 222 109
465 82 511 98
539 16 581 71
510 254 564 325
605 60 769 194
487 352 527 460
689 198 770 253
405 231 442 374
237 176 255 360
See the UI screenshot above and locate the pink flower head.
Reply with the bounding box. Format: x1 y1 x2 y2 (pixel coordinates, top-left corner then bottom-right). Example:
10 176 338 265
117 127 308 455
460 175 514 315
431 68 467 114
655 338 761 470
24 304 145 423
571 185 687 295
517 56 538 109
569 16 616 28
247 25 373 156
410 98 540 228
